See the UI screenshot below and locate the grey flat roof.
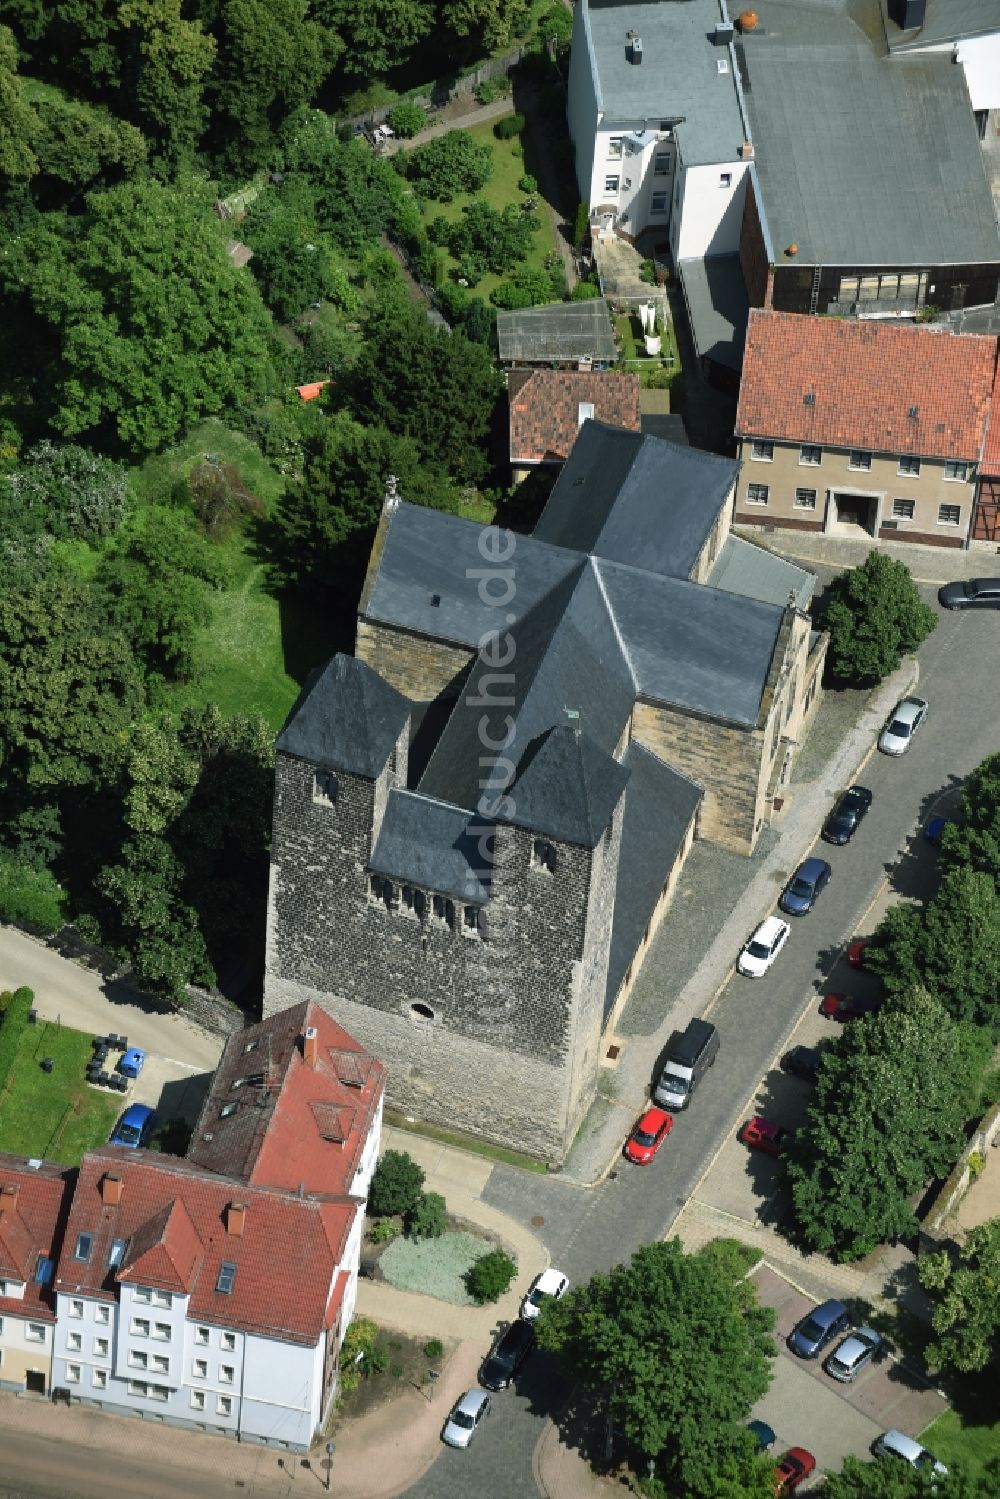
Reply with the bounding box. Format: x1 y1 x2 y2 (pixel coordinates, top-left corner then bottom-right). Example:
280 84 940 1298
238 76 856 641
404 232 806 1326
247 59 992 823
277 656 409 779
536 422 738 581
885 0 1000 48
678 256 749 374
741 0 1000 265
364 502 582 649
709 535 816 612
497 299 617 364
369 789 490 903
605 743 703 1018
584 0 746 165
598 560 783 726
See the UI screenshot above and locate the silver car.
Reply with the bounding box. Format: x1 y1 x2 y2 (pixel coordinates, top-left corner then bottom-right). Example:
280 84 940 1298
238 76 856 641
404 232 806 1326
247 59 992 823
873 1428 947 1475
878 696 928 756
442 1387 491 1448
824 1326 883 1382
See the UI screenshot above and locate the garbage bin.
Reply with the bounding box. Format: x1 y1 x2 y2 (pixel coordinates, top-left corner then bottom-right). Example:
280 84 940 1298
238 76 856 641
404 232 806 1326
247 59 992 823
41 1057 54 1074
28 1009 37 1024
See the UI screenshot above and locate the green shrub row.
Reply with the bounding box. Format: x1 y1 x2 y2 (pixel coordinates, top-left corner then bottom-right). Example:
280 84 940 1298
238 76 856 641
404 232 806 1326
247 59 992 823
0 987 35 1096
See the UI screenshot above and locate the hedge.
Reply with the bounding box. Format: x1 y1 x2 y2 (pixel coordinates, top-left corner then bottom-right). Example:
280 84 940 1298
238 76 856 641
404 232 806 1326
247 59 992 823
0 986 34 1095
0 848 67 933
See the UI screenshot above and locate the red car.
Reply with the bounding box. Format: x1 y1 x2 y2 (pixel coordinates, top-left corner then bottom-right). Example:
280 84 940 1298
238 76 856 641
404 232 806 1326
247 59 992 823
624 1106 673 1164
739 1116 789 1158
847 938 869 968
775 1447 816 1496
820 992 881 1022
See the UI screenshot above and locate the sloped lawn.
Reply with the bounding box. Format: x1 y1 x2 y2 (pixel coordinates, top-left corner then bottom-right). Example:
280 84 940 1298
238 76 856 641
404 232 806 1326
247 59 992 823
0 1019 120 1165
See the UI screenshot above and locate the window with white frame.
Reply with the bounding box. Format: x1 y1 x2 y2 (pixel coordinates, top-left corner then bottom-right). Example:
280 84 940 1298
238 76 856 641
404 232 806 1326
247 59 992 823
191 1390 206 1411
746 483 769 506
650 192 668 214
26 1323 46 1343
150 1354 169 1375
654 152 671 175
607 136 623 159
897 455 920 477
133 1287 151 1304
153 1322 170 1340
94 1337 109 1358
719 172 732 187
131 1318 150 1337
220 1333 236 1352
848 450 872 470
892 498 915 519
129 1350 148 1369
128 1380 148 1397
604 175 619 194
151 1291 171 1309
95 1305 110 1326
193 1359 208 1379
944 461 969 482
217 1395 233 1416
150 1385 169 1402
65 1363 81 1384
69 1299 84 1319
751 440 773 461
938 503 961 526
799 445 822 466
220 1364 235 1385
74 1233 92 1263
194 1326 210 1346
67 1331 82 1352
92 1368 107 1389
794 488 817 510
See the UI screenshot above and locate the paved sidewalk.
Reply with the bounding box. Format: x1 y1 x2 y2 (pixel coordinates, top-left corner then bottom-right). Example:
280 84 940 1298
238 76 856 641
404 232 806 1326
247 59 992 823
750 529 994 586
559 654 919 1187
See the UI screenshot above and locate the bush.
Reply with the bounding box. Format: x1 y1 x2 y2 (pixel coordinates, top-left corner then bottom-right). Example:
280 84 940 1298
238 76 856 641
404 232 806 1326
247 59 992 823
0 850 67 932
407 1190 448 1240
570 277 600 300
537 2 573 47
368 1215 401 1244
339 1317 382 1392
494 113 526 140
405 131 493 201
387 101 426 138
424 1338 444 1360
639 258 656 284
518 173 537 194
182 459 264 542
2 441 133 542
466 1247 517 1303
474 77 511 105
0 986 34 1094
369 1149 425 1216
573 202 590 251
490 266 552 309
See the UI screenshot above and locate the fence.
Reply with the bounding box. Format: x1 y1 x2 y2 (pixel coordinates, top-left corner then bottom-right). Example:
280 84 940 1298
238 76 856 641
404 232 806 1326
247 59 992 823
341 44 527 132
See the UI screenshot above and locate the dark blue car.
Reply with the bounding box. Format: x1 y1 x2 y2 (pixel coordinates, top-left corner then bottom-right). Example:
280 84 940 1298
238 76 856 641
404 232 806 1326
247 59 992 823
109 1103 157 1149
788 1299 851 1359
779 857 832 916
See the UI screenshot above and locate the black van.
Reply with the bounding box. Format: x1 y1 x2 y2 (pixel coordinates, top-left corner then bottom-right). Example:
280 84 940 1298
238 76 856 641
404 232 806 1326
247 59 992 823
653 1018 719 1110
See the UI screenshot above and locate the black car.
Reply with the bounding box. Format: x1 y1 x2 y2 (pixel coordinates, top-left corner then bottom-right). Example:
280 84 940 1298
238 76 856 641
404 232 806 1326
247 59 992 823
480 1320 535 1390
822 785 873 845
938 578 1000 611
781 1045 822 1081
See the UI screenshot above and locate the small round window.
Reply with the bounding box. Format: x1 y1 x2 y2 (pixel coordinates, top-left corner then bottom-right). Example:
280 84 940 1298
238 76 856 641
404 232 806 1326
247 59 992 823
410 1002 435 1022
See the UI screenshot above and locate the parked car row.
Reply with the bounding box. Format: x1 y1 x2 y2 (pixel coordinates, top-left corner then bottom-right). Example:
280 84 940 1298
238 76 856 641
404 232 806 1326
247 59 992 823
624 1018 721 1162
442 1267 570 1448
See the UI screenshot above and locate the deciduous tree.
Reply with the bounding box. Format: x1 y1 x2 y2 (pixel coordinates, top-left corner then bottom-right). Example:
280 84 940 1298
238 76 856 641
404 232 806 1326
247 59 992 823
0 24 37 185
313 0 433 77
940 751 1000 881
402 129 493 201
919 1218 1000 1373
821 551 936 683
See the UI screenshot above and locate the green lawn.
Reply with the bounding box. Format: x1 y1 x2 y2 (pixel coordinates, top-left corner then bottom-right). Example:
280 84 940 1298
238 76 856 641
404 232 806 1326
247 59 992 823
922 1404 1000 1481
419 118 557 301
0 1020 121 1165
133 417 286 510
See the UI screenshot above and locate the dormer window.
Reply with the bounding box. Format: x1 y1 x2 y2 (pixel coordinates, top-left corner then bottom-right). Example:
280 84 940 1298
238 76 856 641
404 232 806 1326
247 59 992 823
216 1262 237 1295
74 1233 93 1263
108 1238 127 1268
531 840 557 873
220 1101 239 1118
313 771 337 807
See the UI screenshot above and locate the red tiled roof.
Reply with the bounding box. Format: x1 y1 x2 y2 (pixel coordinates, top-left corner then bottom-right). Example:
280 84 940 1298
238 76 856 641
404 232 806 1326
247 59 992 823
186 1000 385 1197
736 310 998 461
0 1156 74 1322
508 370 641 465
983 358 1000 476
56 1151 354 1346
296 381 332 402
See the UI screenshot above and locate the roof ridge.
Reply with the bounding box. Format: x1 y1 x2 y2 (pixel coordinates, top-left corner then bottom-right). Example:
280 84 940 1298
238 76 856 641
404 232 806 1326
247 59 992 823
588 556 638 691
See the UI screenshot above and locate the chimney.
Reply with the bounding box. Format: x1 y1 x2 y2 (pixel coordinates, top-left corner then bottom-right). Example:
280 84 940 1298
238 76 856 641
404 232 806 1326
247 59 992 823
739 142 754 160
0 1183 19 1212
631 35 643 65
577 402 595 428
303 1026 319 1068
890 0 926 30
226 1202 246 1237
101 1173 123 1207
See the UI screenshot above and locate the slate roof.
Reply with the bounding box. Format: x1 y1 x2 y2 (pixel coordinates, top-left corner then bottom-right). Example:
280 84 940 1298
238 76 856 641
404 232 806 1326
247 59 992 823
370 790 491 902
56 1150 353 1346
504 725 631 848
605 744 703 1016
536 422 738 580
583 0 745 165
708 536 815 612
739 0 1000 266
277 656 410 778
737 310 998 460
984 360 1000 475
677 256 748 375
187 999 385 1196
0 1157 72 1321
508 370 640 466
496 299 617 365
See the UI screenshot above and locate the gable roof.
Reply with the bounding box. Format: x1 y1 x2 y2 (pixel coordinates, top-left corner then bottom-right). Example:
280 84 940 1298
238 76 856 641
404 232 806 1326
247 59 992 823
739 0 1000 267
0 1157 72 1320
277 655 410 779
56 1150 354 1346
508 371 640 466
496 298 617 365
737 309 997 460
186 999 385 1196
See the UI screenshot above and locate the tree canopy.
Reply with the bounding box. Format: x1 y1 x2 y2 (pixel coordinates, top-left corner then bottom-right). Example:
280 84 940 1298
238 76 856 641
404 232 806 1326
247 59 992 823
919 1218 1000 1374
821 551 937 683
940 751 1000 882
536 1238 776 1497
816 1454 1000 1499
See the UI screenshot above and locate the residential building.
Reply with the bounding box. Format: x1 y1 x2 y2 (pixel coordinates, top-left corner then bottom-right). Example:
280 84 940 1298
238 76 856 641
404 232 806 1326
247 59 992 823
496 299 618 368
735 310 998 546
737 0 1000 319
973 356 1000 544
0 1159 72 1396
28 1001 384 1451
264 424 824 1162
507 369 640 479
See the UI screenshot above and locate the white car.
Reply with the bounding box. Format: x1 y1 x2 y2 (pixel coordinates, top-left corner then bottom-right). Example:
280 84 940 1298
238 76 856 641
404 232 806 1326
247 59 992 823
738 916 790 978
873 1429 947 1475
878 695 928 756
442 1387 491 1448
520 1267 569 1321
